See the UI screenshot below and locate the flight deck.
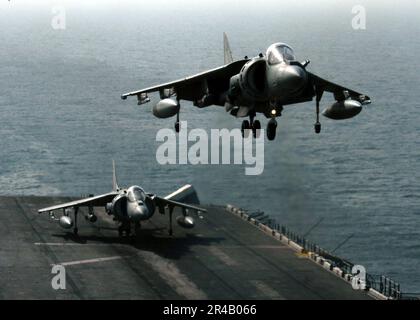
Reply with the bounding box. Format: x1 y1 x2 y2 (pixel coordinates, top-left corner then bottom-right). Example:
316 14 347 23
0 196 376 300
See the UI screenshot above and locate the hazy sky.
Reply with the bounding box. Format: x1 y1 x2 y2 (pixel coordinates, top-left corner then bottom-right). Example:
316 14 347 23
0 0 416 10
1 0 417 21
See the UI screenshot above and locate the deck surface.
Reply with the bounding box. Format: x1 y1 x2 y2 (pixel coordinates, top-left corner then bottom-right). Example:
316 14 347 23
0 196 372 300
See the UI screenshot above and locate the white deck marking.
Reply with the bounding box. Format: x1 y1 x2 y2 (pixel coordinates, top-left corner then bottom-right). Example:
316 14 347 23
250 280 286 300
138 251 207 299
208 246 237 266
35 242 110 246
54 255 129 267
229 245 286 249
35 242 285 249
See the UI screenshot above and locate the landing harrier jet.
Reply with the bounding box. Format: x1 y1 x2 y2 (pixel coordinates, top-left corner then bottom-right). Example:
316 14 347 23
121 33 371 140
38 161 206 237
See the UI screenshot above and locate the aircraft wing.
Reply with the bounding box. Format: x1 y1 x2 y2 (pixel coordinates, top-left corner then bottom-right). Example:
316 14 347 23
153 196 207 213
38 192 119 213
121 60 248 102
308 72 371 104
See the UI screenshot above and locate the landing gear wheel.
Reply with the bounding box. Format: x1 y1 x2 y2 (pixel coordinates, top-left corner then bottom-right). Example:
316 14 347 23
118 223 131 237
252 120 261 138
175 121 180 133
134 222 141 236
241 120 251 138
314 122 321 134
267 119 277 141
118 225 125 237
73 227 78 236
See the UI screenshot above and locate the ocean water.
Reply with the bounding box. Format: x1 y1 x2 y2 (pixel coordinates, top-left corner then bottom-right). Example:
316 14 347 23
0 1 419 292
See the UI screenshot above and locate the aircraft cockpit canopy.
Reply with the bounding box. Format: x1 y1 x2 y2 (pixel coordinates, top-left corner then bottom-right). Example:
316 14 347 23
267 43 296 65
127 186 146 202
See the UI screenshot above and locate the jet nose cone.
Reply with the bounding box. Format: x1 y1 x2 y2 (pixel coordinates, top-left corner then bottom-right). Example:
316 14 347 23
284 65 307 91
128 203 149 221
137 205 149 217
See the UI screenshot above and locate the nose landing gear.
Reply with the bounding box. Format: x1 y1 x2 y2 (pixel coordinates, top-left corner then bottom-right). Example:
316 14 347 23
174 99 181 133
267 118 277 141
265 105 281 141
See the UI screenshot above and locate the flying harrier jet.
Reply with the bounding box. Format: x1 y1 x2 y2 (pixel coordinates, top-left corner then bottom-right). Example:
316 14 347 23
121 33 371 140
38 161 206 237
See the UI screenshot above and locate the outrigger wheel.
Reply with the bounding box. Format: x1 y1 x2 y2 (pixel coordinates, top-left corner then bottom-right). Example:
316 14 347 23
175 111 180 133
314 122 321 134
73 208 79 236
314 88 322 134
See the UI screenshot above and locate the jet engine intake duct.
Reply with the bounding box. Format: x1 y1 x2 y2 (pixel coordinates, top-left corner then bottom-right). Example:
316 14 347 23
238 58 267 101
110 194 128 219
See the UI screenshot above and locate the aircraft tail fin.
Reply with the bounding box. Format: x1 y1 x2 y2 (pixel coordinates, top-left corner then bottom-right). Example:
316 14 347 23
223 32 233 65
112 160 119 192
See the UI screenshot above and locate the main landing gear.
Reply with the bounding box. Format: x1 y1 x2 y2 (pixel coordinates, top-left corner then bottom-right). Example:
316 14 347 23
118 221 131 237
241 111 278 141
73 207 79 236
241 112 261 138
117 221 141 238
